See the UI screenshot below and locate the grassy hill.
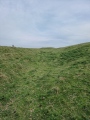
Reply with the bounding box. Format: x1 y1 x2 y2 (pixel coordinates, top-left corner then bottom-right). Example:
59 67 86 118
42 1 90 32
0 42 90 120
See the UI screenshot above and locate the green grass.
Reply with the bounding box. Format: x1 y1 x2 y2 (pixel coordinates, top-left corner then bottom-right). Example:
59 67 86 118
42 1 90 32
0 42 90 120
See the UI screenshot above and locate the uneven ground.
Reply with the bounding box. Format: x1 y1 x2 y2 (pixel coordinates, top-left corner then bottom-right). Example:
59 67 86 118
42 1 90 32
0 42 90 120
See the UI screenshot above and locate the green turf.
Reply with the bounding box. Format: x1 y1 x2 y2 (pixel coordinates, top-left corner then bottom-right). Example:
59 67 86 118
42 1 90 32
0 42 90 120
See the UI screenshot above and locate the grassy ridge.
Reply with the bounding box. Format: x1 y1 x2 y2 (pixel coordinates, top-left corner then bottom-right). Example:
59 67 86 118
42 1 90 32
0 42 90 120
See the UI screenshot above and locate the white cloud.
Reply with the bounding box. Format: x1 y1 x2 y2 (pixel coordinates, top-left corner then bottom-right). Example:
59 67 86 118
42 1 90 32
0 0 90 47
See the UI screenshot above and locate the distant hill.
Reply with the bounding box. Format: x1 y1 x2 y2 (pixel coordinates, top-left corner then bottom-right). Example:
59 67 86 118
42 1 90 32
0 42 90 120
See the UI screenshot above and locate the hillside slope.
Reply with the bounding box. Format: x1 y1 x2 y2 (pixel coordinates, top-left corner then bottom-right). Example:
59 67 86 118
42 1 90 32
0 42 90 120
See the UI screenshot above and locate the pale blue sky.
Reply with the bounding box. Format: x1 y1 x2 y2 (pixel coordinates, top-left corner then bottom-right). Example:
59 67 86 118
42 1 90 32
0 0 90 48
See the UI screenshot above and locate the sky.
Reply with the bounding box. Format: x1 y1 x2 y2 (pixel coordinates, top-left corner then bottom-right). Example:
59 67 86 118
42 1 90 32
0 0 90 48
